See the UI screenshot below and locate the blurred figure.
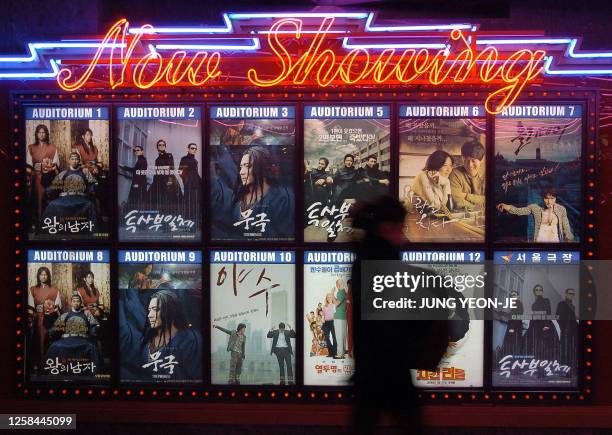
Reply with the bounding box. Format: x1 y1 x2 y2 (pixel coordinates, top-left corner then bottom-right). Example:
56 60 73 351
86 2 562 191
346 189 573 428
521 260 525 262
556 288 578 368
350 195 449 435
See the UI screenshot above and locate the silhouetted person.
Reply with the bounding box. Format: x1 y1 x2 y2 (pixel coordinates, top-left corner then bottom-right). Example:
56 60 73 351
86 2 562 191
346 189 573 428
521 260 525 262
350 195 449 435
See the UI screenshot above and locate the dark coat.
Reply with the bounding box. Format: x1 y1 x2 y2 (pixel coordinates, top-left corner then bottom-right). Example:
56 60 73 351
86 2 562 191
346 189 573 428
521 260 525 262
351 234 449 399
267 328 296 355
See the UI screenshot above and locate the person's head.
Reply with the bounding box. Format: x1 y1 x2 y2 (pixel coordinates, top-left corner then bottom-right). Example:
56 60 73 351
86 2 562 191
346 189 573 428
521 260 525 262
156 139 167 154
36 266 51 286
533 284 544 297
69 152 81 169
351 195 407 246
134 145 144 157
237 323 247 335
366 155 378 169
424 150 453 178
35 124 49 144
336 278 343 289
565 288 576 302
460 140 485 177
187 142 197 156
343 154 354 168
317 302 322 308
238 146 273 194
85 271 94 286
143 264 153 275
543 190 557 209
83 271 97 296
510 290 519 299
234 120 245 131
81 128 93 146
347 279 352 291
317 157 329 171
279 322 286 330
310 311 315 316
146 290 188 333
325 293 334 304
70 294 83 311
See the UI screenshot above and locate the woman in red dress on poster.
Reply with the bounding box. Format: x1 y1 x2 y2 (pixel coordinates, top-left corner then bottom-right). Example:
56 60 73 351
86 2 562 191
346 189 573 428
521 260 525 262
26 124 59 225
73 128 103 176
27 266 61 371
75 271 104 320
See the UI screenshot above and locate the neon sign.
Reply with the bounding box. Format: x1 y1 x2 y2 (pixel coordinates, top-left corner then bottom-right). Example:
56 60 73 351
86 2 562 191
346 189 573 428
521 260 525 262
56 17 547 114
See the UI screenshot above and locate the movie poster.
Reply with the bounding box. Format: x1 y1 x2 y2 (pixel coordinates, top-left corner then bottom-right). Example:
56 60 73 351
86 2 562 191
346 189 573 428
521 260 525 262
25 106 110 240
118 250 203 384
210 250 296 385
209 105 295 241
117 106 202 241
399 105 487 242
26 249 110 383
303 251 355 386
402 251 485 388
492 251 580 387
304 105 391 242
494 105 582 243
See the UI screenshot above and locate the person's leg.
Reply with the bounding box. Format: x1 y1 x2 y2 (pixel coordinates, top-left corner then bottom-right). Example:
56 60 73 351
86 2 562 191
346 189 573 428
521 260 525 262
275 350 286 384
284 350 294 384
229 351 238 384
322 321 333 356
235 353 243 384
329 321 337 356
334 319 346 357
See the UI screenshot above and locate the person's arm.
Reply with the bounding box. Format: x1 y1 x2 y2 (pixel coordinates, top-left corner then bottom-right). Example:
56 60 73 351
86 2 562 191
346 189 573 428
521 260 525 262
120 164 135 173
355 168 368 185
51 151 60 171
335 290 346 308
84 169 98 185
465 181 485 206
267 329 275 338
506 204 536 216
304 160 312 176
26 146 33 169
27 288 35 311
214 325 232 335
560 207 575 241
288 328 296 338
449 170 469 209
414 171 443 208
54 291 62 311
85 311 100 337
178 157 187 179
